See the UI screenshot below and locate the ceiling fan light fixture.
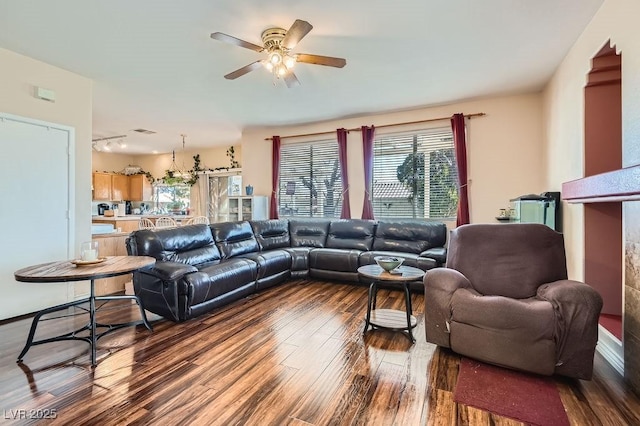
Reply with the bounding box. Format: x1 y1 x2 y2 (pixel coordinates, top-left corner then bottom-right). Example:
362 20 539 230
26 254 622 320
284 55 296 69
269 51 282 65
211 19 346 88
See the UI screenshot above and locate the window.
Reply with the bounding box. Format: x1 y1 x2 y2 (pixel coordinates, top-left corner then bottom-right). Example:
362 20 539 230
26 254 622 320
372 127 458 220
154 184 191 214
279 139 343 218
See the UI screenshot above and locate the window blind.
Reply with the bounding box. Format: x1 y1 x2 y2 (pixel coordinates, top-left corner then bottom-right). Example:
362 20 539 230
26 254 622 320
279 139 343 218
372 127 458 220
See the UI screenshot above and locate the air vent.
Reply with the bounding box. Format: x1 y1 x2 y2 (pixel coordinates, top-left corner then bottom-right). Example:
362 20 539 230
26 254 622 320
132 128 156 134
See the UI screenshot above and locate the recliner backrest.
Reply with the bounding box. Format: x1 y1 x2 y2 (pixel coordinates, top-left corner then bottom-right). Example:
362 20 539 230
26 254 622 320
126 224 221 265
251 219 290 250
373 221 446 253
447 223 568 298
289 219 331 247
326 219 376 251
210 221 260 258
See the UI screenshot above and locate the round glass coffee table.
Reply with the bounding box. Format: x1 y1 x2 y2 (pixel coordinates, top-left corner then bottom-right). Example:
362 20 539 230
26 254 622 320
358 264 425 343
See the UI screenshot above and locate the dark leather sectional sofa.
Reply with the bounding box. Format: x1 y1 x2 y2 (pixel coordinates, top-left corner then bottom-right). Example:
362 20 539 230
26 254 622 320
126 219 447 322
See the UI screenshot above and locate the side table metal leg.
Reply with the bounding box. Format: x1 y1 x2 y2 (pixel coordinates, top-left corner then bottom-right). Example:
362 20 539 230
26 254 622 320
89 279 97 367
16 299 85 363
404 283 415 343
364 282 375 334
135 296 153 332
17 309 47 362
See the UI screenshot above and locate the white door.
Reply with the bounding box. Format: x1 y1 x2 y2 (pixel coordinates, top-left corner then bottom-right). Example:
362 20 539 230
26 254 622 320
0 113 74 320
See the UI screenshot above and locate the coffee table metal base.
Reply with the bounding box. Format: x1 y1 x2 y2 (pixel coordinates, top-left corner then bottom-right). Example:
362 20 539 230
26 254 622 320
363 280 417 343
16 279 152 367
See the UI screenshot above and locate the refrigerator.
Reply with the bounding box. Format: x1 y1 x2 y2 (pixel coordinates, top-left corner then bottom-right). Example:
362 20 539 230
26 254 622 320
509 191 561 232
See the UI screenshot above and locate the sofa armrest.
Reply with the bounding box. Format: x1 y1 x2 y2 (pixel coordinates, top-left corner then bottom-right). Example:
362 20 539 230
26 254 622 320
424 268 471 347
420 247 447 266
537 280 603 379
132 261 198 322
142 261 198 281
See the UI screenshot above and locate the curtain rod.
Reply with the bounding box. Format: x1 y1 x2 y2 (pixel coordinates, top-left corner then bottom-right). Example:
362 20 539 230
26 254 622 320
264 112 485 141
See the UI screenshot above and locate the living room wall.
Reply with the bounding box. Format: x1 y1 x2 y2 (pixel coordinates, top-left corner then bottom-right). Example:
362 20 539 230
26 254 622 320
0 47 92 258
93 144 243 180
241 93 545 227
542 0 640 391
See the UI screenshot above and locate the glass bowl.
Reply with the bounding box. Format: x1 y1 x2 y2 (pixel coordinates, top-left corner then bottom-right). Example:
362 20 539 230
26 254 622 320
374 256 404 272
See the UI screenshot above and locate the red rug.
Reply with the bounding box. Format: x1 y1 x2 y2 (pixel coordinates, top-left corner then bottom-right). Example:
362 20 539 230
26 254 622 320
453 357 570 426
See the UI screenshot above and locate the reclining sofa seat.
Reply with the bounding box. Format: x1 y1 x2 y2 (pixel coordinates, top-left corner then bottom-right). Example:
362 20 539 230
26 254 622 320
215 220 292 291
126 224 257 322
126 219 447 322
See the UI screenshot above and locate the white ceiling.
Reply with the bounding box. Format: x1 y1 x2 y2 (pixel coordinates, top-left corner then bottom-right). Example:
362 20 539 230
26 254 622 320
0 0 603 154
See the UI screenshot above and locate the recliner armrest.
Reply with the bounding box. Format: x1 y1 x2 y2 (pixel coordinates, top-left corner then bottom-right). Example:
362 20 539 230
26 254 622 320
424 268 471 348
537 279 603 380
420 247 447 266
141 261 198 281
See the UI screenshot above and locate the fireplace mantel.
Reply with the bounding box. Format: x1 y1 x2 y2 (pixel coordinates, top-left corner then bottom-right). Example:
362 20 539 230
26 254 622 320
562 164 640 203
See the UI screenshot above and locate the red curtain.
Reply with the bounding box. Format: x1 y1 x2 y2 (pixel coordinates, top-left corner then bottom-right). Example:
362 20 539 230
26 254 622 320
361 125 375 220
451 114 469 226
337 128 351 219
270 136 281 219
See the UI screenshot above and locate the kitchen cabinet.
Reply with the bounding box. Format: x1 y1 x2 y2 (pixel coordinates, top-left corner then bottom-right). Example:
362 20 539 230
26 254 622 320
129 174 152 201
228 196 268 221
92 172 112 200
111 174 130 201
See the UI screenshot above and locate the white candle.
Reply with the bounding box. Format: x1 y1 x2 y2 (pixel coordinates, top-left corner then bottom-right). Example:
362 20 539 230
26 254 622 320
82 249 98 261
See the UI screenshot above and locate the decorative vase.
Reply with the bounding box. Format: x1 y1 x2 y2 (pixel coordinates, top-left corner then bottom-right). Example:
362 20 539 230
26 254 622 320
245 185 254 196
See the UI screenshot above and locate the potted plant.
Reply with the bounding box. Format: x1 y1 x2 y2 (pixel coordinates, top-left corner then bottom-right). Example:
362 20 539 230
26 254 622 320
167 201 184 214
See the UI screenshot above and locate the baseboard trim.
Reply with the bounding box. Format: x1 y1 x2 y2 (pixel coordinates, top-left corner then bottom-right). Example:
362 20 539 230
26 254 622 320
597 324 624 376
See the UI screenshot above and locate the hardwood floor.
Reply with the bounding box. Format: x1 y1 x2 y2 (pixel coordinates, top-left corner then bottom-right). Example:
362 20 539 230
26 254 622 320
1 280 639 425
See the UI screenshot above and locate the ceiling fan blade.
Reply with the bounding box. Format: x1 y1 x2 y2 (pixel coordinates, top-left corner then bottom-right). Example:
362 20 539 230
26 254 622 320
283 71 301 88
210 32 264 52
296 54 346 68
224 61 263 80
281 19 313 49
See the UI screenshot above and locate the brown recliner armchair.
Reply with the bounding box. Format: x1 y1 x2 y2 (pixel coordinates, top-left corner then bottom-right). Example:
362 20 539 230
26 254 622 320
424 223 603 379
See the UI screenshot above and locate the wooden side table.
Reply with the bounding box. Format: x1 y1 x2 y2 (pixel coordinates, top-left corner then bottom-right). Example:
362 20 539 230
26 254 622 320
358 264 425 343
14 256 156 366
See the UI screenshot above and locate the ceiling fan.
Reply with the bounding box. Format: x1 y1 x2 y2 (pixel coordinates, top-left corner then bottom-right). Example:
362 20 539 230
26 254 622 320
210 19 346 88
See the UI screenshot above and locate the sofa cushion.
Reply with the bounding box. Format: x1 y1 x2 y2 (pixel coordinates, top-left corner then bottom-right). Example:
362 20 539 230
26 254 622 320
239 249 292 279
326 219 376 251
211 221 260 258
127 224 221 266
289 219 331 248
251 219 290 250
184 258 258 303
373 221 446 253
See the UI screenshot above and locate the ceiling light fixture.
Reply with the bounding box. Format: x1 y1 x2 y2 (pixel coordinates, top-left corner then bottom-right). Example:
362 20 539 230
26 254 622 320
259 28 297 81
167 134 190 180
91 134 127 152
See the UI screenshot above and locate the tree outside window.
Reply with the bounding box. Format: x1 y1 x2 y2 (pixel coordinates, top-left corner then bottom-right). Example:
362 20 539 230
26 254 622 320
373 128 458 220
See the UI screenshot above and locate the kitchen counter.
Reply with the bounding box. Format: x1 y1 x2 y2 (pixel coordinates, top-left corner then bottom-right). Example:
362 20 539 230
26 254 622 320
93 215 194 234
92 232 130 238
92 215 193 221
